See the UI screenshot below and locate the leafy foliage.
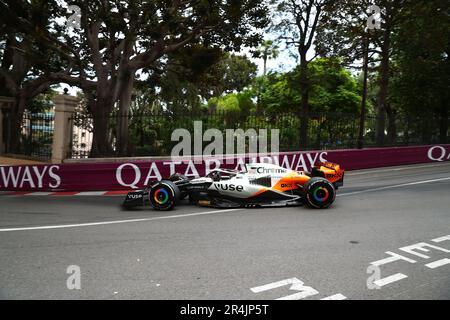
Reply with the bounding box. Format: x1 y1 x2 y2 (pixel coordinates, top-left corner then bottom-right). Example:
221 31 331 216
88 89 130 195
257 58 361 114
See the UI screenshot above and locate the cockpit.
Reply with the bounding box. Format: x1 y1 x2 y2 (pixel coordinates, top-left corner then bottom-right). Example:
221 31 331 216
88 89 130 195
206 169 239 181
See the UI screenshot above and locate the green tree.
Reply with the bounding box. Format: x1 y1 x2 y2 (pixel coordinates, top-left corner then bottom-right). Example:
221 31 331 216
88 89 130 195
308 58 361 114
216 53 258 96
208 91 255 114
391 0 450 143
0 0 77 153
253 39 279 76
3 1 268 156
259 72 298 113
134 50 257 115
259 58 361 115
270 0 337 147
252 39 279 113
69 0 269 156
316 0 410 145
141 45 225 115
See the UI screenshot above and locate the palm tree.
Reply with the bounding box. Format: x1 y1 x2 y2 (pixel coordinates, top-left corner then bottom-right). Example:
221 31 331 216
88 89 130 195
254 40 280 113
256 40 280 76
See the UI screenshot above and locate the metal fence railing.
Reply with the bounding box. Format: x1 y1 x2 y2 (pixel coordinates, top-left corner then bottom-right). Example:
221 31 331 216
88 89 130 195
22 111 54 160
4 111 55 160
3 108 446 161
69 110 449 159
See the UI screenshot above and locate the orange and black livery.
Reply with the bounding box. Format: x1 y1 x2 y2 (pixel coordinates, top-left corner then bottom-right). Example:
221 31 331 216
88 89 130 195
124 162 345 211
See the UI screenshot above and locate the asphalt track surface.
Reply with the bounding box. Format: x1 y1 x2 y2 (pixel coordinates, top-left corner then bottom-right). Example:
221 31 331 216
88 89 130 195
0 162 449 300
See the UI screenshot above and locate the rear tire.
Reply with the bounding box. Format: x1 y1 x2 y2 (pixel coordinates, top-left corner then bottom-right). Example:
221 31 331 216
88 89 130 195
149 180 180 211
303 177 336 209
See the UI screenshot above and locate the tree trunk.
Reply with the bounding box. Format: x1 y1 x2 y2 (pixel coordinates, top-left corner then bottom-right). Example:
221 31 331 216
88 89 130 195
263 56 267 76
375 108 386 146
90 113 112 158
8 94 27 154
8 110 23 154
116 72 134 156
358 33 369 149
89 96 114 158
376 29 392 146
299 52 309 149
386 105 397 146
439 98 449 143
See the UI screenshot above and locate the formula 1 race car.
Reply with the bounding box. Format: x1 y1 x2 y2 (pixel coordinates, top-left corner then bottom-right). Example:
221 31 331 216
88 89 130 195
123 162 344 210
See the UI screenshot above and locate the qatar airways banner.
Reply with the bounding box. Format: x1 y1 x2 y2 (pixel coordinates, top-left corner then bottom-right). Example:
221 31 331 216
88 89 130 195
0 144 449 192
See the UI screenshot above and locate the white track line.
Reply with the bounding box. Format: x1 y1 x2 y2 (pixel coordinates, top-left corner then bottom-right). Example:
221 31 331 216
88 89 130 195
373 273 408 287
348 162 450 176
75 191 109 196
250 278 298 293
431 235 450 243
25 192 53 196
425 258 450 269
321 294 347 300
0 209 242 232
338 177 450 197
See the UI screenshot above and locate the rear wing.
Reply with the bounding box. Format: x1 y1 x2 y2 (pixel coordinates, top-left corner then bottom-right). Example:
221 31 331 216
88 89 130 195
311 162 344 188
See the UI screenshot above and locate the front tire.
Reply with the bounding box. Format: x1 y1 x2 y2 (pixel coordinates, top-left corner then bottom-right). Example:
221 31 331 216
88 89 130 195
303 177 336 209
149 180 180 211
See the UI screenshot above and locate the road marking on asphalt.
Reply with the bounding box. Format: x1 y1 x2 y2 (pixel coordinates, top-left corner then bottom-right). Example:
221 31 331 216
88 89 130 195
432 235 450 243
348 162 450 176
321 294 347 300
250 278 300 293
399 242 450 259
25 192 53 196
251 278 346 300
0 208 242 232
75 191 108 196
53 192 80 196
367 235 450 291
251 278 319 300
373 273 408 287
338 177 450 197
370 251 417 266
1 176 449 232
425 258 450 269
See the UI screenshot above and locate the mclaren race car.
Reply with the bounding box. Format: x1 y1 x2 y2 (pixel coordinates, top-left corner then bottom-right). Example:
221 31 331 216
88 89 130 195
123 162 344 210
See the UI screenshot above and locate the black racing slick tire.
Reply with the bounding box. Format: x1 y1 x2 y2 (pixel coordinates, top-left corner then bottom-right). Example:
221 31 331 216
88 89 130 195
149 180 180 211
303 177 336 209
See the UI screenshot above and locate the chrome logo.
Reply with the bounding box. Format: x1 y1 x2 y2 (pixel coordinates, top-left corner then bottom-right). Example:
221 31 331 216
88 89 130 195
313 187 329 202
153 188 169 205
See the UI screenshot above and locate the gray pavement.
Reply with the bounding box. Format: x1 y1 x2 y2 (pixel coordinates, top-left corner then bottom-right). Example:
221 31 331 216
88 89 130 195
0 162 449 300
